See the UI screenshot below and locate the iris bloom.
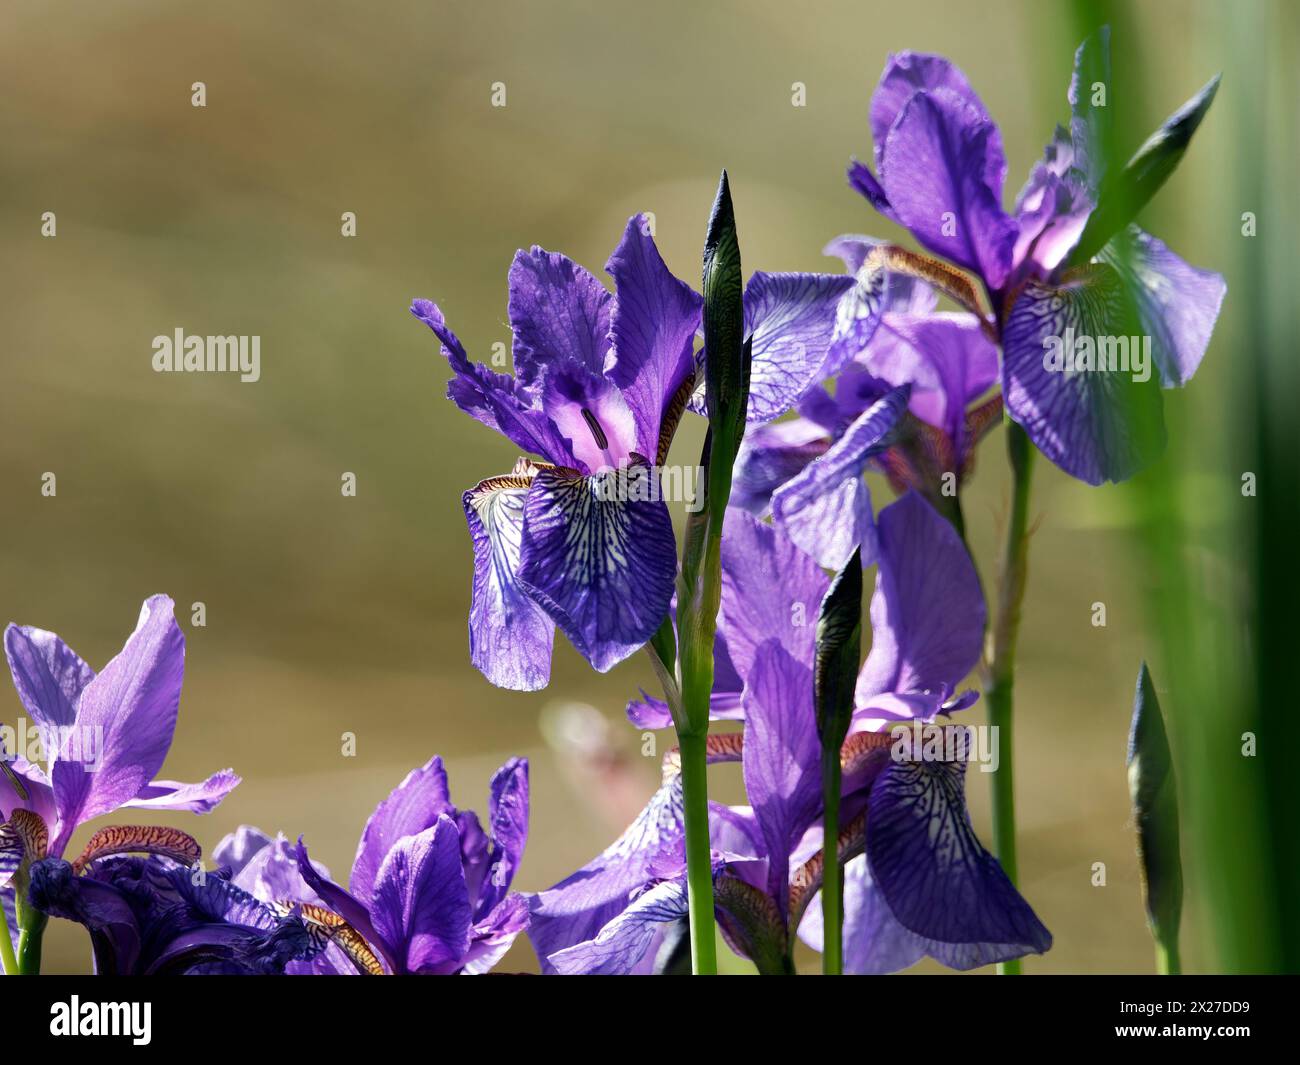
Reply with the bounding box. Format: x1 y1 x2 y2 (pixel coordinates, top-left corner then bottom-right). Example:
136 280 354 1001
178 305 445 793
846 30 1225 484
27 848 320 975
1 595 239 949
293 755 530 974
535 493 1051 973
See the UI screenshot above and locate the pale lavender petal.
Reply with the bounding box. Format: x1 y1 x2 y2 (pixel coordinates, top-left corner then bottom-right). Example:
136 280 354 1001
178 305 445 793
4 625 94 731
822 234 938 315
49 595 185 856
539 360 639 474
605 214 702 458
856 492 985 704
518 466 676 673
1099 226 1226 388
880 90 1017 290
463 464 557 692
548 876 689 976
1012 126 1092 275
507 246 612 387
212 825 273 880
463 892 529 974
351 755 453 908
1002 266 1166 485
370 817 473 974
123 769 240 813
742 641 821 913
770 387 909 570
730 417 828 517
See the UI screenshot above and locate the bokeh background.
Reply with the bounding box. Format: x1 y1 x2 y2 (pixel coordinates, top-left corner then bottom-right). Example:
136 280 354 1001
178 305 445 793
2 0 1295 973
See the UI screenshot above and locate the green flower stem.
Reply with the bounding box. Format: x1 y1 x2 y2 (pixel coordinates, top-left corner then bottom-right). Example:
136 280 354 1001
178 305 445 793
1155 939 1181 976
676 727 717 975
820 744 844 975
985 420 1035 976
16 912 44 975
0 900 17 975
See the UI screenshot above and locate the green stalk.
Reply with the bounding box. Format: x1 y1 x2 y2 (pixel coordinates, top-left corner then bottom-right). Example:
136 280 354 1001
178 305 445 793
0 899 17 975
16 912 44 975
1155 939 1181 976
985 420 1035 975
677 728 717 975
820 745 843 975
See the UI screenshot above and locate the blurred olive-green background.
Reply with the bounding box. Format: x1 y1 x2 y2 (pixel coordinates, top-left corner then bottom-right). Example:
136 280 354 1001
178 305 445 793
2 0 1294 973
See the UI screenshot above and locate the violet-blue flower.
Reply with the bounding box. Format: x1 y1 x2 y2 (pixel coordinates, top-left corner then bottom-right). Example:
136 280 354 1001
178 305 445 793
293 755 529 974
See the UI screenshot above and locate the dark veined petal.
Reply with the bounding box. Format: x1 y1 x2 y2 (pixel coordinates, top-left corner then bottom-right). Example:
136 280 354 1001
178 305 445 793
771 387 910 570
742 641 822 914
506 246 613 388
605 214 702 459
463 461 557 691
1002 263 1167 485
411 299 576 466
866 755 1052 968
296 837 398 972
548 875 690 976
741 271 856 423
49 596 185 858
881 90 1018 290
1098 226 1226 388
351 756 454 909
517 464 676 674
856 492 985 705
369 816 473 974
730 417 829 517
3 624 95 732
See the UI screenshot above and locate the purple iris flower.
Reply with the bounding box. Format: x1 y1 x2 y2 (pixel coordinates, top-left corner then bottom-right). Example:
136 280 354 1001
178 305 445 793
538 494 1050 973
847 31 1226 484
293 755 529 974
27 852 321 975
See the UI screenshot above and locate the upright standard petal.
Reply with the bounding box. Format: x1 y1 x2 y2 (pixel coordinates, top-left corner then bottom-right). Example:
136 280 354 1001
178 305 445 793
478 756 529 914
770 387 910 570
463 461 556 691
871 52 993 170
517 465 676 673
1098 226 1226 388
867 756 1052 968
605 215 702 459
4 625 94 732
507 247 613 388
1002 264 1167 485
49 596 185 856
742 641 822 913
880 90 1017 291
741 272 856 423
369 817 474 974
350 755 453 908
856 492 985 705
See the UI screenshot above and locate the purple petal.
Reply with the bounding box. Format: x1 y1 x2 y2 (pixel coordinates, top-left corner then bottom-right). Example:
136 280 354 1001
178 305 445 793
370 817 473 974
719 509 829 683
527 772 684 975
880 90 1017 290
1002 266 1167 485
1098 226 1226 388
212 825 272 880
730 417 829 517
770 387 910 570
4 625 94 732
463 892 529 974
605 214 702 459
847 157 897 220
742 641 822 912
548 875 689 975
822 235 939 316
351 755 454 908
1013 126 1092 275
463 463 557 692
478 757 529 914
296 837 396 971
518 465 676 673
539 360 639 473
856 492 985 705
863 313 998 455
867 758 1052 967
506 246 613 388
123 769 240 814
871 51 993 170
742 272 856 423
411 299 576 466
49 596 185 857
